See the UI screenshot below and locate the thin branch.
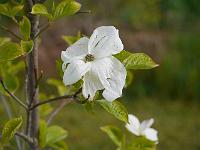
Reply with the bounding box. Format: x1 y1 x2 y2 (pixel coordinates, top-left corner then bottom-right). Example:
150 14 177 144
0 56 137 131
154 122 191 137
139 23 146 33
0 80 28 110
0 25 22 40
47 99 72 125
34 23 50 39
76 10 92 14
15 132 34 144
29 95 74 111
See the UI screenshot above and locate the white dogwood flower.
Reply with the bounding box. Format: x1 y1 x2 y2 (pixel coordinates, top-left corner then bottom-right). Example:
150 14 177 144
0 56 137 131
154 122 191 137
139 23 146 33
61 26 126 102
126 114 158 143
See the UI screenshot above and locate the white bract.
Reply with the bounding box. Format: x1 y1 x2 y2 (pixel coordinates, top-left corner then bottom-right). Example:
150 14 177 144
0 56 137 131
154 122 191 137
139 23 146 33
125 114 158 143
61 26 126 102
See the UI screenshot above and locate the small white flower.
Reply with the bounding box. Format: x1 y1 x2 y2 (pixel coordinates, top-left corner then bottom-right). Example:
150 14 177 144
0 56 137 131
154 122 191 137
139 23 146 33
61 26 126 102
125 114 158 143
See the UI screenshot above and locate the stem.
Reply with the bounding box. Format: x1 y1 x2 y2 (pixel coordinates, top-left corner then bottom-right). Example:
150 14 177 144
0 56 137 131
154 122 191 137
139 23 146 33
34 23 50 39
29 95 74 111
47 99 72 125
0 94 22 150
25 0 40 149
15 132 35 144
0 80 28 110
0 25 22 40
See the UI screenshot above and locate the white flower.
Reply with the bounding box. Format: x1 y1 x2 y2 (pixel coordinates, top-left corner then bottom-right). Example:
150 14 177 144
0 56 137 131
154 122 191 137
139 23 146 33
125 114 158 143
61 26 126 102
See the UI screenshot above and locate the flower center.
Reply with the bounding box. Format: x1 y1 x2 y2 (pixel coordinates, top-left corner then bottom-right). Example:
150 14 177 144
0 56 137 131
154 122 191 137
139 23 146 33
85 54 95 62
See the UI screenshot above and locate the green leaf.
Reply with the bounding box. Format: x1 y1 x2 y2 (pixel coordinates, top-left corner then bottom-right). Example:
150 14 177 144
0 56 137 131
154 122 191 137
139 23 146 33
124 53 158 70
97 100 128 123
47 78 66 95
62 31 81 45
0 41 23 62
49 141 69 150
31 4 52 19
0 37 10 44
127 137 156 150
19 16 31 40
53 0 81 19
39 120 47 148
56 59 64 79
125 70 134 88
1 117 23 144
39 93 53 117
46 126 68 145
114 50 132 62
101 125 125 148
84 101 95 114
0 3 23 17
20 40 33 53
0 73 19 94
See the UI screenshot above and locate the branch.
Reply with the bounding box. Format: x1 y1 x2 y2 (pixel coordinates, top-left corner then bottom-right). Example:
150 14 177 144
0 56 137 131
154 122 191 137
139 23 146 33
0 80 28 110
29 95 74 111
29 88 83 111
15 132 34 144
34 23 50 39
47 99 72 125
0 25 22 40
76 10 91 14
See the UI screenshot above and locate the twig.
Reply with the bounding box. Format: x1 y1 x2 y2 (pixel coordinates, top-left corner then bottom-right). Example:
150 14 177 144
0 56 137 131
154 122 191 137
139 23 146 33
76 10 91 14
34 23 50 39
28 95 74 111
0 25 22 40
0 80 28 110
0 94 22 150
15 132 34 144
47 99 73 125
29 88 83 111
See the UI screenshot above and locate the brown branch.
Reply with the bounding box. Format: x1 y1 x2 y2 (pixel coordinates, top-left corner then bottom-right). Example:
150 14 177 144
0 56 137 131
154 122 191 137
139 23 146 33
0 25 22 40
34 23 50 39
76 10 92 14
0 80 28 110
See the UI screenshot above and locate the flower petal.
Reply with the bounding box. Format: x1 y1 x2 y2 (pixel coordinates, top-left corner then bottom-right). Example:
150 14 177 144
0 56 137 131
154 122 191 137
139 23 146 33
143 128 158 142
125 114 140 136
140 118 154 132
63 60 91 85
82 69 104 100
88 26 123 58
102 57 126 101
61 37 89 63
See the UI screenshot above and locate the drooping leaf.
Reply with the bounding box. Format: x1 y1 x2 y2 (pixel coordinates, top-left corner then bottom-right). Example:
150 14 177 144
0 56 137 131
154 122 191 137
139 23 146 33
31 4 52 19
97 100 128 123
19 16 31 40
20 40 33 53
114 50 132 62
101 125 125 148
46 126 68 145
39 120 47 148
1 117 23 144
124 53 158 70
127 137 156 150
53 0 81 19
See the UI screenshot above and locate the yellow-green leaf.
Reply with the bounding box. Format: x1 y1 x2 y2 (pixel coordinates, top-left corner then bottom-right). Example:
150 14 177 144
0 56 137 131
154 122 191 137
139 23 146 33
20 40 33 53
0 3 23 17
39 120 47 148
1 117 23 144
53 0 81 19
101 125 125 148
0 41 23 62
114 50 132 62
19 16 31 40
31 4 52 19
124 53 159 70
97 100 128 123
46 126 68 145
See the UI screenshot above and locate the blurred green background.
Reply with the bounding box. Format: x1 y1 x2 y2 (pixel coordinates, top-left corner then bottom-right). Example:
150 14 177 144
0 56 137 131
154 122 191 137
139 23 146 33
0 0 200 149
